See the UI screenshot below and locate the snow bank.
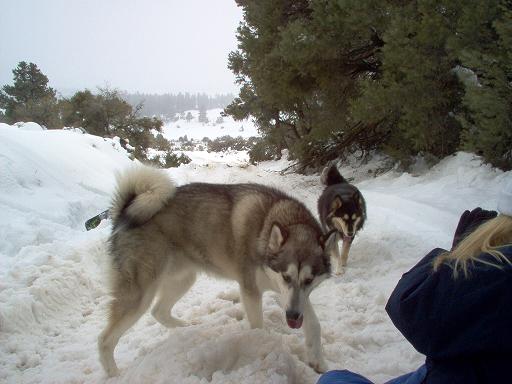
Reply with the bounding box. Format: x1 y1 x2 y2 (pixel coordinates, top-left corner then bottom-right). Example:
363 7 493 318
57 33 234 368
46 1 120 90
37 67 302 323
0 123 131 257
14 122 46 131
0 122 510 383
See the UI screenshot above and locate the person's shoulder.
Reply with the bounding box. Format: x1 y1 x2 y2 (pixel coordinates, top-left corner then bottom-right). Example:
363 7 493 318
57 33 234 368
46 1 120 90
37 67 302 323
497 244 512 255
488 244 512 258
478 245 512 273
496 245 512 263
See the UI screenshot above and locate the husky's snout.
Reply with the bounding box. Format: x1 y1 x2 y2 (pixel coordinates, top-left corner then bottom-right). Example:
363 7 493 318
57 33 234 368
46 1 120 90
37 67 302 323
284 282 307 329
286 310 303 329
343 233 354 241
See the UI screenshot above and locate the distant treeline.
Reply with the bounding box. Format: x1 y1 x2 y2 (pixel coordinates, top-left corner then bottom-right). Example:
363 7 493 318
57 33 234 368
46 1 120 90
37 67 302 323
121 92 235 119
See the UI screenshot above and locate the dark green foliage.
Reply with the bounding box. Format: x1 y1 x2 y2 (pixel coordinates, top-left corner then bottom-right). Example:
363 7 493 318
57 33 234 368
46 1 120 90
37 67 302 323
61 88 134 137
176 135 196 151
0 62 61 128
227 0 511 170
207 135 255 152
205 135 271 164
61 89 185 167
451 0 512 169
60 87 177 166
163 152 192 168
248 137 281 164
147 151 191 168
154 133 172 151
352 0 464 161
226 0 386 167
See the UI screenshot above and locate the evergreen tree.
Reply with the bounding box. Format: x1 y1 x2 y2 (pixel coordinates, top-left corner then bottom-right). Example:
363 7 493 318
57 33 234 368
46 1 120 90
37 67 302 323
229 0 510 169
351 0 464 162
0 61 61 127
452 0 512 169
61 87 166 163
185 111 193 122
226 0 386 168
61 88 132 136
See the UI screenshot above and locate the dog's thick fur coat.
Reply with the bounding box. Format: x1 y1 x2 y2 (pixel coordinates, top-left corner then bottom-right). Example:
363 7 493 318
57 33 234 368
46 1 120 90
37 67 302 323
318 165 366 274
98 166 331 376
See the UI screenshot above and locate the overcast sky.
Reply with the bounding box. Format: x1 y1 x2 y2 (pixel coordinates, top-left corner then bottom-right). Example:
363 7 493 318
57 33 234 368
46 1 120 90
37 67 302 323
0 0 243 95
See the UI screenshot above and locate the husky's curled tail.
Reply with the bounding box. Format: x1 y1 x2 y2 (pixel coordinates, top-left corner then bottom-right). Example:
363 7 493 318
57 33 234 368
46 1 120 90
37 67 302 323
110 166 176 228
99 165 331 377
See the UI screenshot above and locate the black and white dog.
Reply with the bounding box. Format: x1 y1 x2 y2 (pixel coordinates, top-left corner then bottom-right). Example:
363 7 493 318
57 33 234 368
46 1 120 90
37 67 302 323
318 165 366 274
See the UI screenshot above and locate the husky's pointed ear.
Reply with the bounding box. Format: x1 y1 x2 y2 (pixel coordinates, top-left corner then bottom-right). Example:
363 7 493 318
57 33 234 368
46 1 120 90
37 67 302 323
321 165 346 186
268 223 287 253
331 196 343 212
319 229 337 250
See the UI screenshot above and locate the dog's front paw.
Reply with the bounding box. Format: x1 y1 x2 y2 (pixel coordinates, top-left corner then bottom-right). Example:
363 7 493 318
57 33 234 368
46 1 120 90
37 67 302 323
333 265 345 276
308 356 328 373
106 365 120 377
157 317 187 328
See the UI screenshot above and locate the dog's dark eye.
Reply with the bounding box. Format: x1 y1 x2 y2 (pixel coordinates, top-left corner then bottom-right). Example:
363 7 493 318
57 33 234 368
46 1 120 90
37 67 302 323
303 278 313 286
282 274 291 284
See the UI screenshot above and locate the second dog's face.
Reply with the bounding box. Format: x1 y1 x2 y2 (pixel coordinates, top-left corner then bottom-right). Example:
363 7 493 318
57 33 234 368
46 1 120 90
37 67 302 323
329 193 364 239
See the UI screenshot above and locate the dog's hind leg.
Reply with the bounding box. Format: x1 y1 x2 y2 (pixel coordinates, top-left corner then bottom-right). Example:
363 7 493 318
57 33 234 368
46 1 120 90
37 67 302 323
303 298 328 373
151 268 196 328
98 282 157 377
240 286 263 329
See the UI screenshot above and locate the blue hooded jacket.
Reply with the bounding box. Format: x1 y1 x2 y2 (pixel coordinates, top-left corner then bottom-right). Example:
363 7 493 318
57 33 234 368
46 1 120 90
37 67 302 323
317 245 512 384
385 245 512 383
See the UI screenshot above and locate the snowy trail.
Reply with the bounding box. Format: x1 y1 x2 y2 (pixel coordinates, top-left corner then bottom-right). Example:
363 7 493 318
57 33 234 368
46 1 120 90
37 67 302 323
1 124 510 383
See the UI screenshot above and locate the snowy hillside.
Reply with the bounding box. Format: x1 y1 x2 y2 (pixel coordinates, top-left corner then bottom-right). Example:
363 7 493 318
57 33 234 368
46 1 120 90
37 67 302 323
162 108 258 140
0 122 510 384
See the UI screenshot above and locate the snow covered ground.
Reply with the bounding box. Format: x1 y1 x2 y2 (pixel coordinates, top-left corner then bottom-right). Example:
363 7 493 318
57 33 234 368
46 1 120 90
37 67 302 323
0 122 510 384
162 108 258 140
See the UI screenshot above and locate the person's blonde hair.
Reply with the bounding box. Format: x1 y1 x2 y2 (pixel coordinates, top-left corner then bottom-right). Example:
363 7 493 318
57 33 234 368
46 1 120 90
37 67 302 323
433 214 512 278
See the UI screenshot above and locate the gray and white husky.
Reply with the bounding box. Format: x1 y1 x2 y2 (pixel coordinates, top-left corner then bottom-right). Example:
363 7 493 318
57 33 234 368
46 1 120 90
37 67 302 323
98 166 332 376
318 165 366 275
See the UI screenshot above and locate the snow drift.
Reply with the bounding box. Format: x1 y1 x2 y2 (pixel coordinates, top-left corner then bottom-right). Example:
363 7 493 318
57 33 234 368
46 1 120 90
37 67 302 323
0 122 510 383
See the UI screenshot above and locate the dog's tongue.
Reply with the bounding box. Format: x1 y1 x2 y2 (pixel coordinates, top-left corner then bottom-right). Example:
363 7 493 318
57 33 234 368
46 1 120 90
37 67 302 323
343 234 354 243
286 316 304 329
